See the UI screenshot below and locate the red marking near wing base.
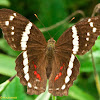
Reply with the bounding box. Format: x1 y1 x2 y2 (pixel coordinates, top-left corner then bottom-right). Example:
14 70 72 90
54 63 65 81
34 71 37 75
34 65 37 69
34 71 41 81
55 75 59 80
54 72 62 81
60 66 63 70
36 74 41 80
59 72 62 76
33 61 41 80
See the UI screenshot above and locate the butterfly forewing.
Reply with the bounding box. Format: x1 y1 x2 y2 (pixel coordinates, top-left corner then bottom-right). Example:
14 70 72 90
56 16 100 55
0 8 46 51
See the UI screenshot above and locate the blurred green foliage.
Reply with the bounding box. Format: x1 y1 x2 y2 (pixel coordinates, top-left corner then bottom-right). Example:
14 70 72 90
0 0 100 100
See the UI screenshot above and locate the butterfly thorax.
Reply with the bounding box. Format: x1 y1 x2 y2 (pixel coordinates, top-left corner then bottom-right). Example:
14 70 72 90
46 38 56 59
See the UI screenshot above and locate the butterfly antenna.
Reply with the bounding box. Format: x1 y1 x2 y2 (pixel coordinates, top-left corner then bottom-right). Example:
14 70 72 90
34 14 51 38
53 17 75 38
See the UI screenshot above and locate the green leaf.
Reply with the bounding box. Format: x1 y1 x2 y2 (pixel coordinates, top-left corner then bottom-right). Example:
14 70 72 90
0 80 9 94
69 85 95 100
52 96 57 100
2 77 26 100
0 54 16 76
0 39 20 57
79 50 100 72
0 0 10 7
35 81 51 100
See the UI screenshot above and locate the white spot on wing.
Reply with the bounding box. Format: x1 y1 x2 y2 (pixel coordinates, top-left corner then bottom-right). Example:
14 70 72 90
61 84 66 90
69 61 73 69
23 65 29 74
56 88 59 90
70 54 75 62
11 26 14 30
85 44 87 46
11 38 14 41
65 76 70 83
23 57 28 66
24 73 29 81
93 27 96 33
23 51 27 58
11 32 14 35
34 86 38 89
90 22 93 27
86 38 89 41
28 82 32 88
67 68 72 77
5 21 9 26
72 25 79 54
87 32 90 36
21 36 29 42
13 13 16 16
21 41 27 48
88 18 91 22
9 16 14 21
21 22 32 50
22 47 26 50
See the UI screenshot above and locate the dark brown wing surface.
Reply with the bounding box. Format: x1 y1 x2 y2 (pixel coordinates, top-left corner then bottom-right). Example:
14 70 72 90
48 51 80 96
0 8 46 51
0 9 47 95
56 16 100 55
49 16 100 96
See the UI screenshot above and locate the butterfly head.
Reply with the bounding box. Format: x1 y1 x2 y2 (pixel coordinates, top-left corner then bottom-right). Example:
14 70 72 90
47 38 56 52
47 38 56 47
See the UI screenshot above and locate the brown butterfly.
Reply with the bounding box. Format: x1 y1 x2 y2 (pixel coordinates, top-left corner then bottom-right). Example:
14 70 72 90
0 8 100 96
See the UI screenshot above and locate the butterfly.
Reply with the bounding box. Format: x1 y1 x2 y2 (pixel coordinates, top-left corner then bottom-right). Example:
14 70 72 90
0 8 100 96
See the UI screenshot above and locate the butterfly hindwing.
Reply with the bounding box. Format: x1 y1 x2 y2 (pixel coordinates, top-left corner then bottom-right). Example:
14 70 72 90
15 48 47 95
50 16 100 96
48 51 80 96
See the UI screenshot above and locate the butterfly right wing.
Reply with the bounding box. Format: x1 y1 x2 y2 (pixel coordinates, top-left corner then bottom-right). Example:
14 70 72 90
0 9 47 95
0 8 46 51
15 48 47 95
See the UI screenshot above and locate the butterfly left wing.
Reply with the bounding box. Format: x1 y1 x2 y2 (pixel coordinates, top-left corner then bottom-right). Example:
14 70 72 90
49 16 100 96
